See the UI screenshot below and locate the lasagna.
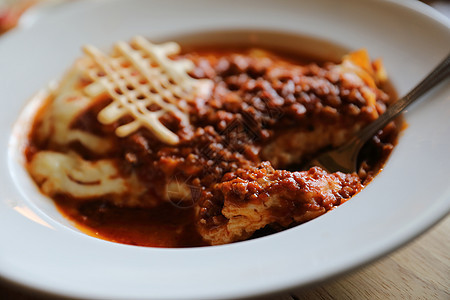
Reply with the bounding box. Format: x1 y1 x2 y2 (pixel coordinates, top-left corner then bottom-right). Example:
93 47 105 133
25 36 399 247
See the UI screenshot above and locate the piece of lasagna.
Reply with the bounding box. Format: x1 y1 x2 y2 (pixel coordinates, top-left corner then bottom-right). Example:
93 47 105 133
25 36 398 246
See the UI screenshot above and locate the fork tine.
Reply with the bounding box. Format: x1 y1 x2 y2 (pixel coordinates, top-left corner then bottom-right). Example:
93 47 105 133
307 138 364 173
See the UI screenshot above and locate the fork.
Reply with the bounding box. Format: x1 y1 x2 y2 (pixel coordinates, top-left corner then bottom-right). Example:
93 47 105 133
308 53 450 174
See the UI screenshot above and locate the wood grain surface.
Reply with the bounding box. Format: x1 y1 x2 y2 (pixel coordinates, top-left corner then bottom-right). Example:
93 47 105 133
289 215 450 300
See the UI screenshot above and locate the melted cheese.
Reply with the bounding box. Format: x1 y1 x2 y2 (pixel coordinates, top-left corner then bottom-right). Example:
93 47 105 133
27 37 215 202
82 36 212 145
35 63 114 154
29 151 128 198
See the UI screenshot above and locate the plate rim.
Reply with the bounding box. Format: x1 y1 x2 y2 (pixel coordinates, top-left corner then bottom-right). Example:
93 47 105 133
0 0 449 299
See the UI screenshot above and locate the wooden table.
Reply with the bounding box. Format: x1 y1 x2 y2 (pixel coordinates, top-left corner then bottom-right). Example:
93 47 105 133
1 1 449 299
289 216 450 300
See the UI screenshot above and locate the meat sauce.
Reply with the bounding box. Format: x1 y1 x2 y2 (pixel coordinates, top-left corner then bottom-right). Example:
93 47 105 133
55 196 208 247
26 45 401 247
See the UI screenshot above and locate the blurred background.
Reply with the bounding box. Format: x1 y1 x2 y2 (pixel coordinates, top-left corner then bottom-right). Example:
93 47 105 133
1 0 449 35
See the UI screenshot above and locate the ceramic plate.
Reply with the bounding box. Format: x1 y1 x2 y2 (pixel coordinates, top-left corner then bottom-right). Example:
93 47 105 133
0 0 449 299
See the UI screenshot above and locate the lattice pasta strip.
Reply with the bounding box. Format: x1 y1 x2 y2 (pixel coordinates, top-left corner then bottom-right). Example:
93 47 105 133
82 36 211 145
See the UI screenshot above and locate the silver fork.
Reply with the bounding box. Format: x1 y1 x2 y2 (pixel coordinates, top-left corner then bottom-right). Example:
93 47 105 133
308 53 450 174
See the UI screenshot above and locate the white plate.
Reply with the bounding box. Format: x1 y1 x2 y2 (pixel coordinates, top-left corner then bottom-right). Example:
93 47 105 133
0 0 449 299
